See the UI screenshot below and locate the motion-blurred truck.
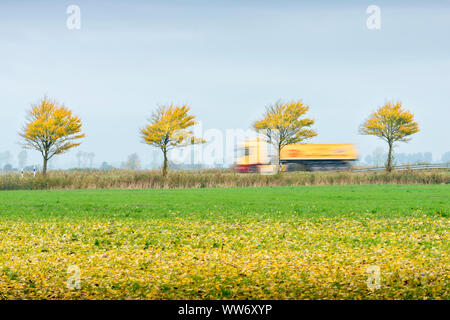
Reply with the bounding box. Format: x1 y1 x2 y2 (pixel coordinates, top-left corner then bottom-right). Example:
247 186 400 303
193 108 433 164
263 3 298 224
235 138 358 173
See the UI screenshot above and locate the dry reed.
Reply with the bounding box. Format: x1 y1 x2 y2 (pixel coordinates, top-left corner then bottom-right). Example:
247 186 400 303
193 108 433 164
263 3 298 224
0 169 448 190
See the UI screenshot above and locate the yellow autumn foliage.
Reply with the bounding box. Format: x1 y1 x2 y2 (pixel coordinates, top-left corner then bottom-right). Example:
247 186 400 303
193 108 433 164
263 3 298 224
254 100 317 167
0 216 447 299
141 105 205 176
19 97 85 174
360 101 419 171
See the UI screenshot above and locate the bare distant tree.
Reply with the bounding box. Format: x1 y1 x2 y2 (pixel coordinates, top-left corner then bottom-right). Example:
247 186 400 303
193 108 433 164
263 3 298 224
372 147 385 167
0 151 12 168
123 153 141 170
76 151 83 168
442 151 450 163
87 152 95 168
18 150 28 169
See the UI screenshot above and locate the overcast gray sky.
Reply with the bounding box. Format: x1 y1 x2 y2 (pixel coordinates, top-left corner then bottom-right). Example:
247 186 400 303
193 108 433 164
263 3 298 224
1 0 449 168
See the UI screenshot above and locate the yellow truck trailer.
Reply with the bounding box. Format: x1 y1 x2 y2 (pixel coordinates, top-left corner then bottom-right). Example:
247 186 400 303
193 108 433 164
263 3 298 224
235 139 358 172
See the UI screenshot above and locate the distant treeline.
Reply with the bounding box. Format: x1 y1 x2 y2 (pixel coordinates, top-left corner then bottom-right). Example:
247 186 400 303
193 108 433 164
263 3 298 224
364 150 450 167
1 149 450 172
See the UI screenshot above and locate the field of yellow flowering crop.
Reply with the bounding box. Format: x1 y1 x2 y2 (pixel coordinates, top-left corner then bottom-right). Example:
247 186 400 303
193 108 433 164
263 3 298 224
0 185 448 299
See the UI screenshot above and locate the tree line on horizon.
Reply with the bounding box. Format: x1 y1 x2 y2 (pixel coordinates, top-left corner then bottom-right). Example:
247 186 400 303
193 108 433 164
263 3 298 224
16 96 421 176
3 148 446 173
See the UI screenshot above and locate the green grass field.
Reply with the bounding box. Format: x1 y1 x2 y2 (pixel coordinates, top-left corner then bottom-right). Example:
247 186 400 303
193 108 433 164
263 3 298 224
0 185 448 299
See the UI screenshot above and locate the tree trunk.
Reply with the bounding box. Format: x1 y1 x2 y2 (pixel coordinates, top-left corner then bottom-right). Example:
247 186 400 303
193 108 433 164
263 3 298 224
42 157 48 175
277 143 282 172
162 148 168 178
386 142 393 173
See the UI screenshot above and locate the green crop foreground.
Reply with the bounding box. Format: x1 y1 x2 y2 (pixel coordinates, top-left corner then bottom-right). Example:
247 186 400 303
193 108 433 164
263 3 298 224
0 185 448 299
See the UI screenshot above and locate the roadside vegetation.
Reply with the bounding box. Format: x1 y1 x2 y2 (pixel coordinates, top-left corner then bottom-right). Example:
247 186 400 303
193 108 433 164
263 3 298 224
0 169 448 190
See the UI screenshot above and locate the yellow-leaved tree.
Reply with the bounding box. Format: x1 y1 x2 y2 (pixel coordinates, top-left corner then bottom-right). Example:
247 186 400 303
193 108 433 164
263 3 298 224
253 100 317 169
140 105 205 177
360 101 419 172
19 97 85 175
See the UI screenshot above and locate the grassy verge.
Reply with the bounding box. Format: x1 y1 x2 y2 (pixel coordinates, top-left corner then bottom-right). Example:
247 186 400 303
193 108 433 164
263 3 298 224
0 169 448 190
